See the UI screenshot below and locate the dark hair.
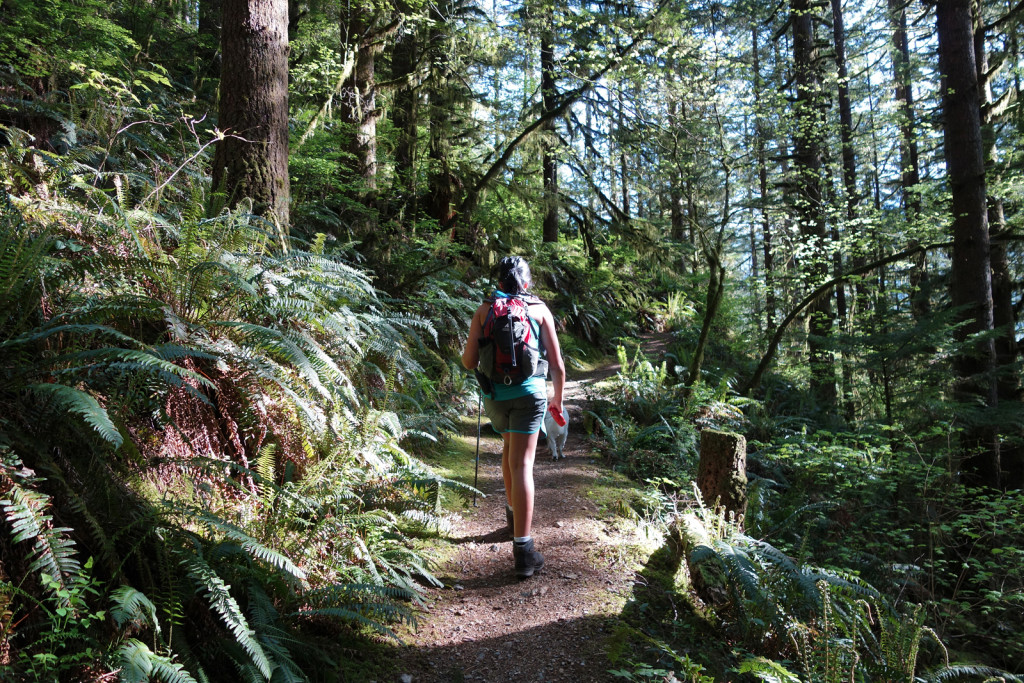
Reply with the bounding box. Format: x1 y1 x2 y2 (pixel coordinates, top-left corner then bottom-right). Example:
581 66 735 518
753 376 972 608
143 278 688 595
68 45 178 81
498 256 531 294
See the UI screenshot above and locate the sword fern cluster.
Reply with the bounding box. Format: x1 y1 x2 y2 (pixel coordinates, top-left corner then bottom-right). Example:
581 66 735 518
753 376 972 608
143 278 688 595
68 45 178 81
0 133 466 681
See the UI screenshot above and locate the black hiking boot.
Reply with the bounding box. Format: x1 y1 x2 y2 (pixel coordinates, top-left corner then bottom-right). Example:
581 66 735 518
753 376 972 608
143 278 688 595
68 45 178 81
505 505 514 539
513 538 545 579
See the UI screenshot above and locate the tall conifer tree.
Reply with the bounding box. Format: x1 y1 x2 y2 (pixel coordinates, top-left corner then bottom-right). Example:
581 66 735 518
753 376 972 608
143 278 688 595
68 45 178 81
213 0 291 232
936 0 1000 486
791 0 836 409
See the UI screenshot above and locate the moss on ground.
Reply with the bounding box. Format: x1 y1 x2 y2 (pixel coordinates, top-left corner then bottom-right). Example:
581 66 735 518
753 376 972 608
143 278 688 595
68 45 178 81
611 523 731 680
416 415 503 512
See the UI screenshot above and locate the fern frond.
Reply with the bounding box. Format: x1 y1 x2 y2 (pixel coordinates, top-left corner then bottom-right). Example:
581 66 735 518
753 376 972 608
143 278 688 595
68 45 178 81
213 321 332 400
32 453 118 571
400 509 453 534
926 664 1024 682
182 510 307 584
737 656 801 683
189 260 260 298
242 583 308 683
243 582 279 633
255 444 277 510
182 554 272 679
227 654 268 683
110 585 161 635
0 212 51 332
2 321 140 349
748 538 822 612
294 606 402 640
299 582 419 635
305 582 415 604
27 383 122 447
116 639 200 683
714 540 774 612
51 347 214 388
68 177 149 254
1 476 81 606
802 568 880 603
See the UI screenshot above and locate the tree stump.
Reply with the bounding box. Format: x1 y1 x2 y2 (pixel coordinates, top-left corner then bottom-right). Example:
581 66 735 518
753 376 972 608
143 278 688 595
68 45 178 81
697 429 747 526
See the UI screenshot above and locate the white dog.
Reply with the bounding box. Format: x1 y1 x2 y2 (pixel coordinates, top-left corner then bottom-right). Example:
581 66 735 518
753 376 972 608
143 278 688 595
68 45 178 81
543 407 568 460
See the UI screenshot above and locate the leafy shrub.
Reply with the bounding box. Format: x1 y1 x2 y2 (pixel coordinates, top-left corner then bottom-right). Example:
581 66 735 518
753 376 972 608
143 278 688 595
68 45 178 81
0 127 469 679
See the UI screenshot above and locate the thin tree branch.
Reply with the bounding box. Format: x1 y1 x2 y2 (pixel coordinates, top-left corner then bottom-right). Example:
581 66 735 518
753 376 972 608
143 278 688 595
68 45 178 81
740 239 954 396
740 233 1024 394
985 0 1024 33
451 0 671 225
296 57 355 150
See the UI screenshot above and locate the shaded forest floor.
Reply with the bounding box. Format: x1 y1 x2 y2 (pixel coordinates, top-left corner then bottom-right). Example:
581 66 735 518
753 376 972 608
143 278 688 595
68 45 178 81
393 335 675 682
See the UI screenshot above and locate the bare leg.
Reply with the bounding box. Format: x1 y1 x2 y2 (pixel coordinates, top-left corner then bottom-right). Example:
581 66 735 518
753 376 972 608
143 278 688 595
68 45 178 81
506 431 539 538
501 433 512 510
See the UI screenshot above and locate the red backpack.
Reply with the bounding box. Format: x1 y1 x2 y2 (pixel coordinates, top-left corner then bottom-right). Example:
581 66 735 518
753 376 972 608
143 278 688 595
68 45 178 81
477 294 548 388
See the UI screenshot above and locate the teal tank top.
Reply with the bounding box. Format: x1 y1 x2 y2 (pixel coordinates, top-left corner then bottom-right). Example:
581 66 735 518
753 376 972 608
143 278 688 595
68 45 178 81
488 374 547 401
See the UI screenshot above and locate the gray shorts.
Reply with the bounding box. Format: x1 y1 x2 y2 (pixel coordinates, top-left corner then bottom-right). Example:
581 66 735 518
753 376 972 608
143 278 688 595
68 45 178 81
484 393 547 435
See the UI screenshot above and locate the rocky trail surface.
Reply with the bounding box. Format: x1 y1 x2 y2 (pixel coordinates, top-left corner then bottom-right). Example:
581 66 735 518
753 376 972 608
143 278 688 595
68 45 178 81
395 336 674 683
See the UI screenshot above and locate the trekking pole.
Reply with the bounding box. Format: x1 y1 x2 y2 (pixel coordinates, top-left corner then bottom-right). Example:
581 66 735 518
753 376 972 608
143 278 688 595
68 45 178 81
472 393 482 507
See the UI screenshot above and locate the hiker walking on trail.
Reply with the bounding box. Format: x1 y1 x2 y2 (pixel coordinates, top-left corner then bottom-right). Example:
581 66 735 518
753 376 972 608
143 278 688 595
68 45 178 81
461 256 566 579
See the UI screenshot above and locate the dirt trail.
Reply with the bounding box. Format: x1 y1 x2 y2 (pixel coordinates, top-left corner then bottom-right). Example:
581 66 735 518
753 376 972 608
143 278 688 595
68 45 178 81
396 337 671 683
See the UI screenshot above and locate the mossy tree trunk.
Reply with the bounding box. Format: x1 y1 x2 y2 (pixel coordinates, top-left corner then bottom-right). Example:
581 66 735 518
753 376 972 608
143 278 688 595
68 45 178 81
790 0 836 411
212 0 290 233
697 429 747 525
340 0 381 193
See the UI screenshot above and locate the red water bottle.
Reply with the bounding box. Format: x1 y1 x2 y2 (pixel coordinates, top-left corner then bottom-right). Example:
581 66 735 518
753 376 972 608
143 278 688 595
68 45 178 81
548 405 566 427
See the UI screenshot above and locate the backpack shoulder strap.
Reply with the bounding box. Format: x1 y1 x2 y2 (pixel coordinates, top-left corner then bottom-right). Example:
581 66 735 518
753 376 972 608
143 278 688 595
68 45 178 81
481 297 498 334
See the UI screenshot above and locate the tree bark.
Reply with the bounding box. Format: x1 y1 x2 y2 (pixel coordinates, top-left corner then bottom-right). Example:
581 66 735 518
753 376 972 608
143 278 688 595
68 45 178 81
752 24 775 333
213 0 290 233
541 7 559 243
341 1 380 192
791 0 836 409
936 0 999 486
889 0 929 319
976 9 1022 488
392 23 420 219
697 430 747 524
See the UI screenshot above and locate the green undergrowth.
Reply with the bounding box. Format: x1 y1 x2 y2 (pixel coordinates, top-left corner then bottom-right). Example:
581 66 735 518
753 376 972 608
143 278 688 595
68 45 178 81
415 423 490 511
0 142 480 680
587 341 1024 682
